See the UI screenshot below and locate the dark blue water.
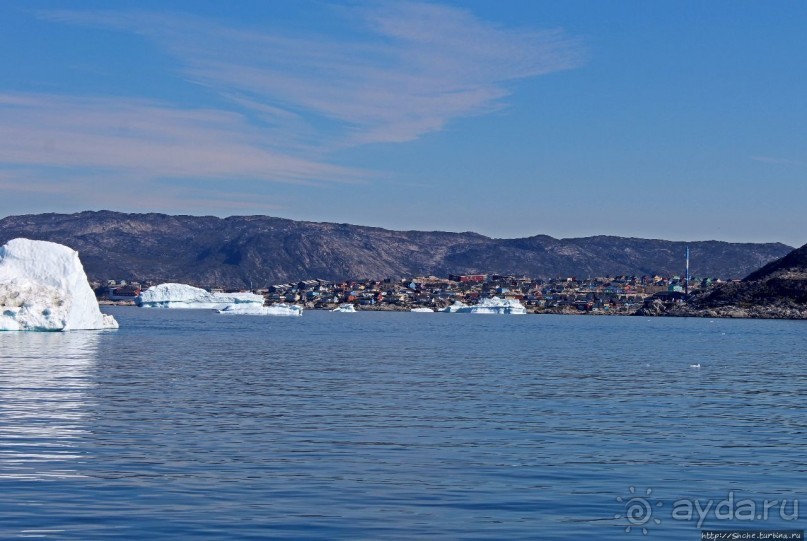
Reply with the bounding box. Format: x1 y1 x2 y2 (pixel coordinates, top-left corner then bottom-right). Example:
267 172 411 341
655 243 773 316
1 308 805 539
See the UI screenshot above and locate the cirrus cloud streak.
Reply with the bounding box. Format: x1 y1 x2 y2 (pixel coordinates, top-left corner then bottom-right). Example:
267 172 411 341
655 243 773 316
0 93 362 184
6 3 584 216
40 3 585 146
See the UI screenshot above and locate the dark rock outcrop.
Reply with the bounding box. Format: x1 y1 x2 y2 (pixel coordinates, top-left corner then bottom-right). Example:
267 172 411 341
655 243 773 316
638 243 807 319
0 211 793 288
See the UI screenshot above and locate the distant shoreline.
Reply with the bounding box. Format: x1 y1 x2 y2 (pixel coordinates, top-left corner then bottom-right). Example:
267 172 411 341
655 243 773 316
97 301 807 320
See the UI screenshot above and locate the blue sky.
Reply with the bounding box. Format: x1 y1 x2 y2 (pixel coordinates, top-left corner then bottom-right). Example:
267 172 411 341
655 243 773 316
1 1 805 247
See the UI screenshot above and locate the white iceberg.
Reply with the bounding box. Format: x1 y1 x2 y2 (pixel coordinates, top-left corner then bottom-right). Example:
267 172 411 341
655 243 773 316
218 303 303 317
331 303 356 313
410 307 435 313
0 238 119 331
440 301 468 313
136 283 264 309
441 297 527 315
469 297 527 314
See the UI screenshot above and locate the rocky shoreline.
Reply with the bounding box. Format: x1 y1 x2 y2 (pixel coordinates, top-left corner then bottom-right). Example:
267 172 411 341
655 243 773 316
99 294 807 319
636 242 807 320
98 299 136 306
636 299 807 319
98 299 807 319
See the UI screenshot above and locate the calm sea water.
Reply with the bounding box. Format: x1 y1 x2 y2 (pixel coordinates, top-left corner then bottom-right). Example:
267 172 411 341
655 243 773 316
0 308 805 540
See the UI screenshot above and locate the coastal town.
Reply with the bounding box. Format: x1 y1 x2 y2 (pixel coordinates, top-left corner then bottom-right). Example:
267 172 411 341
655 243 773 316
95 272 731 315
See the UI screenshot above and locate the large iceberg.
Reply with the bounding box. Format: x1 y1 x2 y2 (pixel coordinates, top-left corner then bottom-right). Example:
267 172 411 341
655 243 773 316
441 297 527 315
136 283 264 309
218 303 303 317
0 238 119 331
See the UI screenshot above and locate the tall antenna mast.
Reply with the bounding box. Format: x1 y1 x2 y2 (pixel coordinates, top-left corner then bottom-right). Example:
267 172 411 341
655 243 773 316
685 246 690 296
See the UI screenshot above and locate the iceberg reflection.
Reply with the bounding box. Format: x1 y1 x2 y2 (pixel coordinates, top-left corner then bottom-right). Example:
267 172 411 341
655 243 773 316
0 332 99 480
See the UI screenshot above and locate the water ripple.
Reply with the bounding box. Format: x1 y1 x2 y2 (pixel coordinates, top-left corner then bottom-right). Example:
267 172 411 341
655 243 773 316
0 310 805 539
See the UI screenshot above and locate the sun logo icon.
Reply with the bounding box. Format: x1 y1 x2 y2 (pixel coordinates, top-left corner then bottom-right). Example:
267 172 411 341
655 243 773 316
615 486 663 535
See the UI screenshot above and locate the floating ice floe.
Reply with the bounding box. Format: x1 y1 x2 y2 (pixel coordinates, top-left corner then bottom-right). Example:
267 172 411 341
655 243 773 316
410 307 435 313
331 304 357 313
218 303 303 317
441 297 526 315
0 238 119 331
136 283 264 310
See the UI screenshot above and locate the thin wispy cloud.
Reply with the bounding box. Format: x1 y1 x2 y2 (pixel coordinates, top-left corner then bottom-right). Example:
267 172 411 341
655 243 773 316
40 3 584 146
4 4 583 216
0 165 286 215
0 93 362 183
86 188 285 215
751 156 806 167
0 170 83 196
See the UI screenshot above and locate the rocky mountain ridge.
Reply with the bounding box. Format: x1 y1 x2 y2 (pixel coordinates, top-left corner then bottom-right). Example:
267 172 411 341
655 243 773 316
0 211 793 288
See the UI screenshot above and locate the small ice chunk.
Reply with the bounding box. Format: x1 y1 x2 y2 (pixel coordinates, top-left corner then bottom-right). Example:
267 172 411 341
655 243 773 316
218 303 303 316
